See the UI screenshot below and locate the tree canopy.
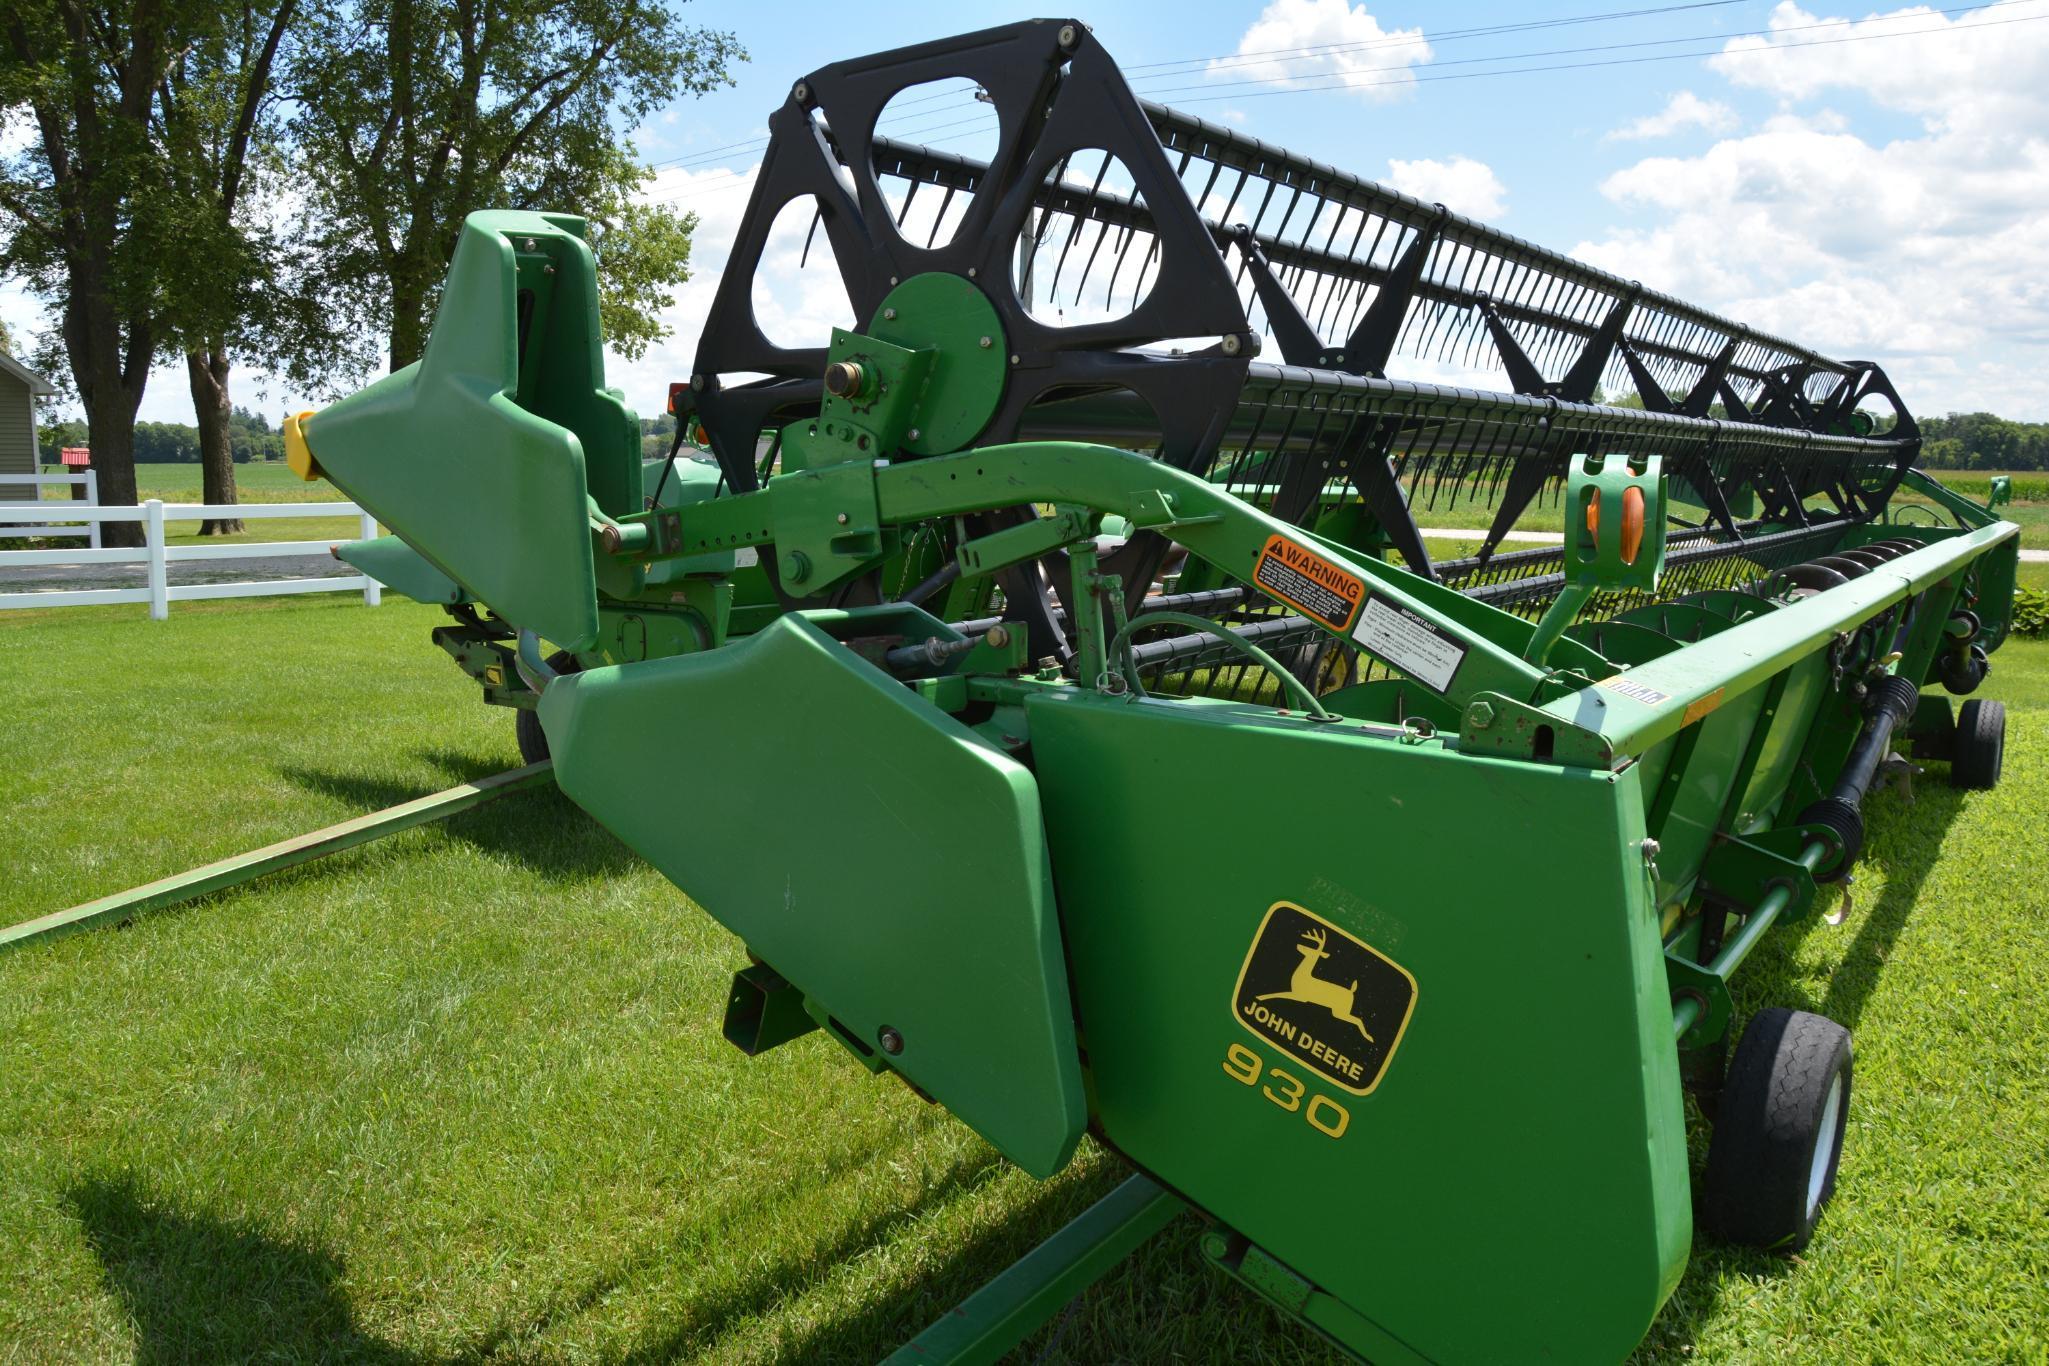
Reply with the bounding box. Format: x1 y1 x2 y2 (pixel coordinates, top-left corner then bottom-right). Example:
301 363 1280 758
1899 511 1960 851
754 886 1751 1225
1919 412 2049 472
1 0 741 534
291 0 742 369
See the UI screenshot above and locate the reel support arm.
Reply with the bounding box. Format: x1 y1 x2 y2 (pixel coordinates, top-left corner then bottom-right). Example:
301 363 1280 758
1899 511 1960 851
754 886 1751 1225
619 440 1569 712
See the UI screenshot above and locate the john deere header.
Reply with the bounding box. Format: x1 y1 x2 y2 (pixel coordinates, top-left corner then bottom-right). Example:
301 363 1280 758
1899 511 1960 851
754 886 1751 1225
289 17 2020 1362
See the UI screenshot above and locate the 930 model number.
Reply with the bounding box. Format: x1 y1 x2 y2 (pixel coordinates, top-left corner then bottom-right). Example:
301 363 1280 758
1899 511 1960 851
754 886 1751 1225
1222 1043 1350 1138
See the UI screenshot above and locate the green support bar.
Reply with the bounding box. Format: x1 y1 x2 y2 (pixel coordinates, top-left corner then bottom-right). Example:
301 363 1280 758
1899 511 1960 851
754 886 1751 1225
883 1174 1185 1365
0 762 555 954
649 440 1573 711
1557 519 2017 762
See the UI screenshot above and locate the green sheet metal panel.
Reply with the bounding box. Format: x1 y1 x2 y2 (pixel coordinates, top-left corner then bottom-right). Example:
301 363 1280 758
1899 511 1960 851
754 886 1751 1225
1643 688 1766 894
539 614 1086 1178
1729 652 1833 833
1027 692 1689 1362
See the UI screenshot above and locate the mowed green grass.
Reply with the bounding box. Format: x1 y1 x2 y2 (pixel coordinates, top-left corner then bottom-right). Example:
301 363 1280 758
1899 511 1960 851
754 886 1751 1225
35 460 367 546
1 597 2046 1363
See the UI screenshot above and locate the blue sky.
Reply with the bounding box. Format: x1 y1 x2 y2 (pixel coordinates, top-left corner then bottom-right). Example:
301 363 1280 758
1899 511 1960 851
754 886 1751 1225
11 0 2049 424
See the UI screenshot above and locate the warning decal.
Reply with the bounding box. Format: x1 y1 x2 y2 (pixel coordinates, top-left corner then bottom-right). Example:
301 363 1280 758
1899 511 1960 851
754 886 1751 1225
1253 536 1365 633
1351 594 1467 693
1596 675 1669 706
1232 902 1417 1096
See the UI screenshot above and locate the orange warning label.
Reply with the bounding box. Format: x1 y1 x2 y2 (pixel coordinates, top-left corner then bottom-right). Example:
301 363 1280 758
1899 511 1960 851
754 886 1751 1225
1252 536 1365 633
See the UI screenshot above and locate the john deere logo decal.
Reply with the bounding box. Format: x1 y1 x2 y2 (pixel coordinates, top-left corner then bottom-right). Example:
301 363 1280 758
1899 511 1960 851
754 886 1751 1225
1233 902 1417 1095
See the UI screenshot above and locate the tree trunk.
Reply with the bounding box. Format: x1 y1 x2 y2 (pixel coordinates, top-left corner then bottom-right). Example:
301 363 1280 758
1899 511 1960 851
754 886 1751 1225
78 380 142 548
64 279 149 550
187 345 243 535
389 281 431 371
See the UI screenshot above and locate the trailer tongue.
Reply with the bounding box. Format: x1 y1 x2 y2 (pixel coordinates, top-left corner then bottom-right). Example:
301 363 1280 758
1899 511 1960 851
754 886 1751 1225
291 17 2019 1362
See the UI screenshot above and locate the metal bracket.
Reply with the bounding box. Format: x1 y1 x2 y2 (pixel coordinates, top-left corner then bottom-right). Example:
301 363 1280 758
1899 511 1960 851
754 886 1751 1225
765 457 886 594
956 506 1095 580
1698 826 1824 925
1125 488 1221 531
1457 690 1613 767
1664 951 1733 1051
723 963 821 1056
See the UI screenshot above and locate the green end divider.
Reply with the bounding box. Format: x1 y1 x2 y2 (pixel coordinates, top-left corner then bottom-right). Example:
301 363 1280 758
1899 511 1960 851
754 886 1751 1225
301 210 641 652
0 762 555 954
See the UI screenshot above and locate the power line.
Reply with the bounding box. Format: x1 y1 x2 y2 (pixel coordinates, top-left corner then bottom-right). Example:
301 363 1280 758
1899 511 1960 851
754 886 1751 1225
636 0 1762 176
1144 0 2043 99
1126 0 1752 74
643 91 990 176
638 0 2045 206
1169 5 2049 103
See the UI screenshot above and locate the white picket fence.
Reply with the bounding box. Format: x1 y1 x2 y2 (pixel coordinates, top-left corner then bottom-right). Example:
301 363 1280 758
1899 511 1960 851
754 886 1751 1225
0 471 101 547
0 499 381 617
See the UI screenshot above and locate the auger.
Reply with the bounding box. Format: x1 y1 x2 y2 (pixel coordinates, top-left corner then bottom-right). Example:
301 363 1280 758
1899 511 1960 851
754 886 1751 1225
284 18 2020 1361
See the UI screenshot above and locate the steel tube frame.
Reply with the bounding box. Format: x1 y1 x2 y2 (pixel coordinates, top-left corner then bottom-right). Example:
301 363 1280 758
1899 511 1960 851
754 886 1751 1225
0 762 555 953
883 1174 1184 1365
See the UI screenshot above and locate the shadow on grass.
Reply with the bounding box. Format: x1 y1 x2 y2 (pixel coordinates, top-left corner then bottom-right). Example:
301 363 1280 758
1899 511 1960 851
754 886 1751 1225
1633 774 1969 1361
745 1169 1129 1366
273 748 639 881
68 1174 419 1364
596 1144 1028 1363
1817 779 1967 1031
1733 773 1968 1029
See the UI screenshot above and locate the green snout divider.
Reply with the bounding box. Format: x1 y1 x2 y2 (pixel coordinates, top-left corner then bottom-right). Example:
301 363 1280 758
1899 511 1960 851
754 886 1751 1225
540 611 1087 1178
335 535 469 606
300 210 639 652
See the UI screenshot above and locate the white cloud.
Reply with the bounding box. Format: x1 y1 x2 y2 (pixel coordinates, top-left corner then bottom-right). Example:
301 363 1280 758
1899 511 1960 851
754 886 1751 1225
1576 4 2049 418
602 161 770 405
1605 91 1738 142
1383 156 1506 219
1709 1 2049 134
1208 0 1431 103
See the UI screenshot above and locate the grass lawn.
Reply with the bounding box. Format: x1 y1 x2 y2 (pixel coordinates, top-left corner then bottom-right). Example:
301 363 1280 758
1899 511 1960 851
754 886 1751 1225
34 460 368 547
2 595 2046 1362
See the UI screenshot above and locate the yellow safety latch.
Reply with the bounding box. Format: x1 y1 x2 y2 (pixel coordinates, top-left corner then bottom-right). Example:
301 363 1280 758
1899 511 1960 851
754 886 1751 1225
284 410 323 482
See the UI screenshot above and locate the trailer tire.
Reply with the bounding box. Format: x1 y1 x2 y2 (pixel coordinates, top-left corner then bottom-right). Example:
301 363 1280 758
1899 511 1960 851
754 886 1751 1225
1950 699 2005 790
514 651 580 764
1700 1007 1852 1253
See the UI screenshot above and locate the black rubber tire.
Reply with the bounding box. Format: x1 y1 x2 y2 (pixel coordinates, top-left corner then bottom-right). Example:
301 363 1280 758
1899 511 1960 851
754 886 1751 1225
1700 1007 1853 1252
1951 698 2006 790
514 650 578 765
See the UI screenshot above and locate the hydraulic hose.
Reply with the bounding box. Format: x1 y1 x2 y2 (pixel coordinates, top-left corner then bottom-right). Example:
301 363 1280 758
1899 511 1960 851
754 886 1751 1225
1107 611 1335 720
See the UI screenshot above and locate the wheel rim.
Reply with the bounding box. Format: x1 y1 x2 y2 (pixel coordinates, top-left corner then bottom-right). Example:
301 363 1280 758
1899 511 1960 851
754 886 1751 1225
1807 1073 1845 1218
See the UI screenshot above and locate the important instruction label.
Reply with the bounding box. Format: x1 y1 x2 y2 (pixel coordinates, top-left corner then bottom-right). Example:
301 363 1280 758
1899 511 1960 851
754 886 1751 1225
1253 536 1365 633
1351 594 1467 693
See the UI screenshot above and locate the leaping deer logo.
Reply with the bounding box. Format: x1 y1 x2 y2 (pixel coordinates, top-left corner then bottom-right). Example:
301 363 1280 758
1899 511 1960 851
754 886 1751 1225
1256 927 1375 1043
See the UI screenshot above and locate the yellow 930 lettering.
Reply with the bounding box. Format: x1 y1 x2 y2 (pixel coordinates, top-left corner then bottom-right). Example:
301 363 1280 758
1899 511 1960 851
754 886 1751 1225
1222 1043 1350 1139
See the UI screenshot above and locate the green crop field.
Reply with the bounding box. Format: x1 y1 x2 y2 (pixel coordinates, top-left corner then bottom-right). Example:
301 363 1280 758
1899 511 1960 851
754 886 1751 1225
1 595 2044 1362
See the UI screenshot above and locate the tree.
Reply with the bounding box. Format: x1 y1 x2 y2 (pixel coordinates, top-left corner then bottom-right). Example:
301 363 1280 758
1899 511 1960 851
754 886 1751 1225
156 2 299 534
0 3 210 544
292 0 742 371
